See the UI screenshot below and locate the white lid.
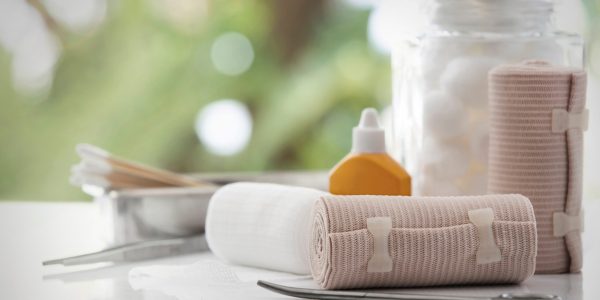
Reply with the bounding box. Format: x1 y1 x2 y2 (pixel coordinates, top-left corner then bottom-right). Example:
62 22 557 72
352 108 386 153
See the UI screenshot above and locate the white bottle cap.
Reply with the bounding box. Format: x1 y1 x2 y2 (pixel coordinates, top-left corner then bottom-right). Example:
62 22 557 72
352 108 386 153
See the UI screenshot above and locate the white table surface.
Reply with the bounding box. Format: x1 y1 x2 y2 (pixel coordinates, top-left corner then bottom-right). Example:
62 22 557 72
0 201 599 300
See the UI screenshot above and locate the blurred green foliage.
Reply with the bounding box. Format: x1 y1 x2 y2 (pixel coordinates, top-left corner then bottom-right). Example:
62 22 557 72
0 0 389 200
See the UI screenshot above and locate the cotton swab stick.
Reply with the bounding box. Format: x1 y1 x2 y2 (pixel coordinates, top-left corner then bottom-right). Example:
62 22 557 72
75 144 195 187
71 163 173 188
69 173 141 190
74 144 214 188
72 159 181 187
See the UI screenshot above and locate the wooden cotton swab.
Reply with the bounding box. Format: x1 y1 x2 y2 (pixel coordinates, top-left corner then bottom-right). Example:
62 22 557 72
69 173 143 190
75 144 212 188
71 163 173 189
72 159 179 187
75 144 196 187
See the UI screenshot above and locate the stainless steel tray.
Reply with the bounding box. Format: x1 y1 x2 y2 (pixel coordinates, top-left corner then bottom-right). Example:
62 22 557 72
95 171 328 245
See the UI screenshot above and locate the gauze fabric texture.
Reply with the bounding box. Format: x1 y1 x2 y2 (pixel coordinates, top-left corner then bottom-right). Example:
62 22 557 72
488 61 587 273
310 194 537 290
205 182 327 274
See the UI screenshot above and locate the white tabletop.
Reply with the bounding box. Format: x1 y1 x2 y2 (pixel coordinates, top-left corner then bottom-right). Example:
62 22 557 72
0 201 599 300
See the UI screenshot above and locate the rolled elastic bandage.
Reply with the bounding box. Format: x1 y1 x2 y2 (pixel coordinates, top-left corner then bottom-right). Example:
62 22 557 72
488 60 587 273
309 194 537 290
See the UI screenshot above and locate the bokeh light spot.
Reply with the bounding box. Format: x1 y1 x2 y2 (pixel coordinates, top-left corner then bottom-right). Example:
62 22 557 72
367 0 427 55
0 0 61 96
42 0 107 33
210 32 254 76
195 99 253 156
11 25 60 95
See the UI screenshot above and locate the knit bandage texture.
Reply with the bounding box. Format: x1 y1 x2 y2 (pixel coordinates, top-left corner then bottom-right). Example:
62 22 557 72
309 194 537 290
488 61 586 273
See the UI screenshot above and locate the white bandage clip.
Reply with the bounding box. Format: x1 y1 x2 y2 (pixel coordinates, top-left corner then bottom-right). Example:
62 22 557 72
552 108 589 133
367 217 393 273
468 208 501 264
553 212 584 237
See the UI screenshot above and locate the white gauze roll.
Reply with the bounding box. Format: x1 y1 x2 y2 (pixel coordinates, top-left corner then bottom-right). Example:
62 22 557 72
205 182 327 274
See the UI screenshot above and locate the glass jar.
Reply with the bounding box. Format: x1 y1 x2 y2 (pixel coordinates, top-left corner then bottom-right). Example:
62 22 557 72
392 0 584 196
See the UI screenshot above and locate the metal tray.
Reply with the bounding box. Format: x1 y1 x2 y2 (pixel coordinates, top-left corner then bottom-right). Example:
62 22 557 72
94 171 328 245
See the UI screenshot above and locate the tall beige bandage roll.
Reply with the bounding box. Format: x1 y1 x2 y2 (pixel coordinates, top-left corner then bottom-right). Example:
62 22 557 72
488 61 587 273
309 194 537 289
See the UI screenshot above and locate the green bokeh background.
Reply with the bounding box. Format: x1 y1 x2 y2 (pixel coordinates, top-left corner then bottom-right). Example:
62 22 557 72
2 0 599 201
0 0 389 200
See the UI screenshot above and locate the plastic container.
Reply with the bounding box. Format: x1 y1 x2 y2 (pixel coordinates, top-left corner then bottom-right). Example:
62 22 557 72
392 0 584 196
330 108 411 196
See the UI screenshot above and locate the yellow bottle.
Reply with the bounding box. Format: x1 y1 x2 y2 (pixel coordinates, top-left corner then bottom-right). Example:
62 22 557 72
329 108 411 196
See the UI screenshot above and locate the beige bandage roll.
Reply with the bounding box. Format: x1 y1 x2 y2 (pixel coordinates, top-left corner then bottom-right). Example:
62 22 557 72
488 61 587 273
309 194 537 290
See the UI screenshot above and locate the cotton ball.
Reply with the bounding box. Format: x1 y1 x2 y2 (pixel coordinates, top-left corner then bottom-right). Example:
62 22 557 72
420 40 465 88
460 172 488 195
421 139 470 180
419 137 445 167
417 176 462 196
419 39 477 90
423 91 468 140
470 121 489 162
440 56 502 109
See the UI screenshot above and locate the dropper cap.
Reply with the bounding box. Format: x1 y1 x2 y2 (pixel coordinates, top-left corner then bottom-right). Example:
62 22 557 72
352 108 386 153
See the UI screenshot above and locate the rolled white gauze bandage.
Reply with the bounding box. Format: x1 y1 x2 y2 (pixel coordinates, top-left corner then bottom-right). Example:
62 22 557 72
310 194 537 289
205 182 327 274
488 61 587 273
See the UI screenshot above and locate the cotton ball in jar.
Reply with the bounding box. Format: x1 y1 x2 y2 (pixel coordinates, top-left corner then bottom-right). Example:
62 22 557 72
440 56 502 109
420 137 443 164
421 138 470 180
470 121 489 162
463 173 488 195
417 175 462 196
420 40 466 88
423 91 468 140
